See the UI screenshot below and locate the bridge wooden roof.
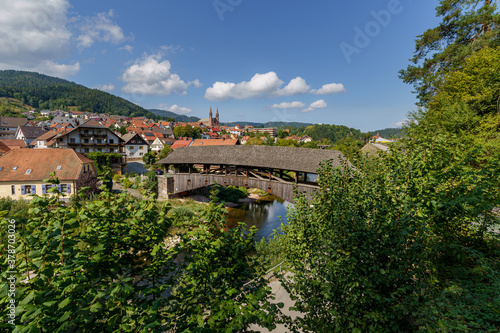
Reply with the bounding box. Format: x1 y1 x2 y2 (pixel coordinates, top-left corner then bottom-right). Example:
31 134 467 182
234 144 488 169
158 145 348 174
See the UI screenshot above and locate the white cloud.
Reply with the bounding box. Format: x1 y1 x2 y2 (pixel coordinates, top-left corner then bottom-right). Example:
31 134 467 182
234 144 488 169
271 101 306 109
205 72 283 101
76 10 128 49
303 99 327 112
310 83 346 95
121 54 197 95
93 84 115 92
119 45 133 53
205 72 345 101
205 73 347 101
277 77 310 96
395 119 413 127
158 104 192 115
37 61 80 78
189 79 203 88
160 44 184 54
0 0 78 77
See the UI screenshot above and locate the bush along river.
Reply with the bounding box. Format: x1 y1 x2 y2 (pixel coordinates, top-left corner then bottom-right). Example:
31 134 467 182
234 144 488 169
225 195 293 241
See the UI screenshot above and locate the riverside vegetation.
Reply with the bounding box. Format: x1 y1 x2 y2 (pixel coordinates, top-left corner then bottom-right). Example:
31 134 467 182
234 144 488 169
1 0 500 331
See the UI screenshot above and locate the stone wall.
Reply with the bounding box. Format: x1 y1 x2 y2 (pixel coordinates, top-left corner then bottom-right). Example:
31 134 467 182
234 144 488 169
157 176 174 201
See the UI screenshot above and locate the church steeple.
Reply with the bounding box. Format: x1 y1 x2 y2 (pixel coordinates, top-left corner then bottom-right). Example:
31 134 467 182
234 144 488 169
209 107 213 119
216 108 219 122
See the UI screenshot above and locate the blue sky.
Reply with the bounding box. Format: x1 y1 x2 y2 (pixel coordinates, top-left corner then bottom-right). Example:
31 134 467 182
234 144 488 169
0 0 440 131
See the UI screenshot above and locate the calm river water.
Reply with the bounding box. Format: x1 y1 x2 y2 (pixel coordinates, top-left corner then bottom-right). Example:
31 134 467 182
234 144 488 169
225 196 293 240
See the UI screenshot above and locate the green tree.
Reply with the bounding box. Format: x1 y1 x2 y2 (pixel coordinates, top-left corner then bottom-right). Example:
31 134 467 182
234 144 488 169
280 125 500 331
244 137 265 145
142 150 157 167
173 126 202 139
163 198 283 331
275 138 299 147
0 182 284 332
118 125 127 135
399 0 500 106
430 46 500 115
157 144 172 161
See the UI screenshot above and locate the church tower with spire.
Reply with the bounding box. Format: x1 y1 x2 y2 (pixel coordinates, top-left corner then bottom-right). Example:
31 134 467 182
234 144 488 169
208 107 220 127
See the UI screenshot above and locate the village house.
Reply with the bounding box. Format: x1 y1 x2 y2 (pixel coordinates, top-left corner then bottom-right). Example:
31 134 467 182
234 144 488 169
121 133 149 159
151 137 175 152
33 131 58 149
15 126 49 147
0 117 28 138
49 119 126 174
0 148 96 200
249 127 278 138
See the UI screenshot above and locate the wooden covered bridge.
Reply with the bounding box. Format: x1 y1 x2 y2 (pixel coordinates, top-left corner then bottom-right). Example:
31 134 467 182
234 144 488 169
157 145 347 203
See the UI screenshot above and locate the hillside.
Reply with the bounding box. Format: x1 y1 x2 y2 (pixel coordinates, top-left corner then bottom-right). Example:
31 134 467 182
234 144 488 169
0 70 158 119
371 127 403 138
149 109 201 122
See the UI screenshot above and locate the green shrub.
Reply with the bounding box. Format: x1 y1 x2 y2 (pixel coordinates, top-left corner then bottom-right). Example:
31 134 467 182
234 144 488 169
121 177 133 189
112 174 121 182
211 184 248 203
170 206 196 227
131 176 141 189
142 171 158 193
0 197 13 213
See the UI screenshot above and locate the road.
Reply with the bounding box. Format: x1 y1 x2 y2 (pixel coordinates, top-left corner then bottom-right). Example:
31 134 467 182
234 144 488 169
249 273 303 333
125 161 149 174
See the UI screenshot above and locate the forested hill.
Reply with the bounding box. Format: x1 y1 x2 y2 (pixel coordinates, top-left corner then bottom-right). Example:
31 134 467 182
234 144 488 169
149 109 201 122
0 70 158 118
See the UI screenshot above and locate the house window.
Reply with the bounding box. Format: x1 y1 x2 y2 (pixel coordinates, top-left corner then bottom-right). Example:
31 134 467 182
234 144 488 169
109 148 115 152
97 139 102 144
139 146 144 150
109 139 114 144
84 139 89 143
25 169 32 174
84 130 88 134
11 185 15 195
61 184 69 193
97 148 102 152
42 184 55 194
12 166 17 171
129 146 134 150
22 185 35 195
84 148 89 153
70 138 75 143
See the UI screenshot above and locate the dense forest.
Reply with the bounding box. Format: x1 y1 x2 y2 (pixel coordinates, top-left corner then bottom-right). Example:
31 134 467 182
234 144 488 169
0 70 158 119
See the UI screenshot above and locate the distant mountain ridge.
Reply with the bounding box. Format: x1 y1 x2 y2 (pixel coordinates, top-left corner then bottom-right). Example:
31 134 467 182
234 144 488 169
149 109 201 122
0 70 158 119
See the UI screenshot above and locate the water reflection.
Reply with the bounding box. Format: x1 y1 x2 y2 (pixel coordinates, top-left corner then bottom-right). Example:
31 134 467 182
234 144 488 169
226 196 293 240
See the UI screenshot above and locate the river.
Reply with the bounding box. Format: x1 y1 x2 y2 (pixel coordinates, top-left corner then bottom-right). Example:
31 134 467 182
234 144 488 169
225 196 293 240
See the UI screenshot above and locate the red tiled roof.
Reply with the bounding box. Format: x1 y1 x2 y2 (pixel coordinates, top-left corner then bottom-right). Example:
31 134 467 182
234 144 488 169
171 139 193 150
0 149 93 181
0 139 26 149
0 142 11 155
190 139 238 147
34 130 58 142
